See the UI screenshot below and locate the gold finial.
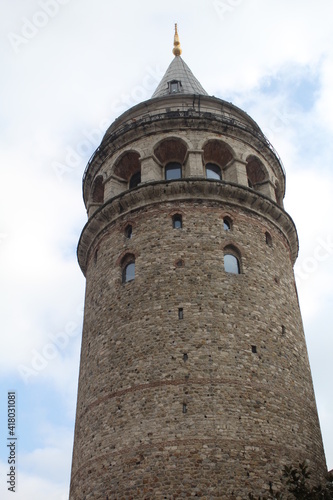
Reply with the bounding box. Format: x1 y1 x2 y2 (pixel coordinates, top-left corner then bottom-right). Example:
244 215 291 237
172 23 182 57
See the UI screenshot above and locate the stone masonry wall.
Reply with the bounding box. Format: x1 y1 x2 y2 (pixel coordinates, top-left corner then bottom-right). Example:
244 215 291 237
70 195 326 499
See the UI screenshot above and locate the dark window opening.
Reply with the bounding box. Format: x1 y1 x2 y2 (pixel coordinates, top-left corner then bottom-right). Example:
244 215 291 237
122 261 135 283
282 325 286 335
165 162 182 180
173 214 182 229
176 259 184 268
224 254 240 274
183 353 188 362
169 80 181 94
182 403 187 413
223 218 231 231
129 172 141 189
178 308 183 320
206 163 222 180
252 345 257 353
265 231 272 247
94 249 98 264
125 225 132 239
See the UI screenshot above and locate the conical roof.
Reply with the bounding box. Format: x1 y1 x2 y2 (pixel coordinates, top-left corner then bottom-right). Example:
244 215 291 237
151 25 208 98
151 56 208 98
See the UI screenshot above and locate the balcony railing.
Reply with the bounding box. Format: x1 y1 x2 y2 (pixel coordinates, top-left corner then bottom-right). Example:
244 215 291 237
82 108 285 188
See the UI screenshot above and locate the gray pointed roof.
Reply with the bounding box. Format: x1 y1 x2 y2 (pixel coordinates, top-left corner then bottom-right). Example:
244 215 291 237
152 56 208 98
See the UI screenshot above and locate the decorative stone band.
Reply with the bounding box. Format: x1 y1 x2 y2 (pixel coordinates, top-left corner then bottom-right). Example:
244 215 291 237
77 178 298 275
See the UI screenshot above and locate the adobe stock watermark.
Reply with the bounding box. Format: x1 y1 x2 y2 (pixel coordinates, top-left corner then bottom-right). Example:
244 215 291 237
295 235 333 282
212 0 243 20
17 304 83 384
52 64 163 182
8 0 72 54
265 103 297 143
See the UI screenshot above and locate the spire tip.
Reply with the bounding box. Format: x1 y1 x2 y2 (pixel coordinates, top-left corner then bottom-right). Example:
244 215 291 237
172 23 182 57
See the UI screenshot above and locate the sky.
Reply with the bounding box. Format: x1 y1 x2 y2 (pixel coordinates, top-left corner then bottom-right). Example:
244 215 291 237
0 1 332 498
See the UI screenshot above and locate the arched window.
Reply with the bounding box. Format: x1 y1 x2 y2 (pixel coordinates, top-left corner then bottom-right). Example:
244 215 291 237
125 225 132 239
122 261 135 283
129 172 141 189
113 151 141 186
203 140 233 173
223 217 232 231
172 214 182 229
265 231 272 247
246 156 268 189
224 254 240 274
165 162 182 180
206 163 222 180
223 245 241 274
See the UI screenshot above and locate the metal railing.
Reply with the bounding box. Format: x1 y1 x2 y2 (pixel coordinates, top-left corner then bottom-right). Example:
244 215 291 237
82 108 285 187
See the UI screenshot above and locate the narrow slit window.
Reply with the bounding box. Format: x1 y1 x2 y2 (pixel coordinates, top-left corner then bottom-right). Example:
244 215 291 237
182 403 187 413
173 214 182 229
178 308 183 320
122 261 135 283
265 231 272 247
223 218 231 231
252 345 257 354
125 225 132 239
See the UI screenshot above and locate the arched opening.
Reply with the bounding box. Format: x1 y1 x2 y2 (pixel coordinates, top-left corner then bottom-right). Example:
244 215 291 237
265 231 272 247
203 140 233 171
223 217 232 231
172 214 182 229
246 156 268 189
224 254 240 274
91 176 104 203
121 253 136 283
125 225 132 239
113 151 141 187
122 262 135 283
154 138 187 165
224 245 241 274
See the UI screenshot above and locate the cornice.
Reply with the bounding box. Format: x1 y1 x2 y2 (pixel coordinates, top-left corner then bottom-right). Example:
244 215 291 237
78 179 298 275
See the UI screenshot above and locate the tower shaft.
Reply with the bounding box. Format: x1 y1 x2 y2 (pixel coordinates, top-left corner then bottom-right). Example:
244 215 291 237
70 43 327 498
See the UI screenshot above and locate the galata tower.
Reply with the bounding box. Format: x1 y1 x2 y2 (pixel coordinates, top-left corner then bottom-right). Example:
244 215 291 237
69 25 327 499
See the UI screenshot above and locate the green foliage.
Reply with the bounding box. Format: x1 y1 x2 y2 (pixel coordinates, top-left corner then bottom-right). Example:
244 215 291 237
249 462 333 500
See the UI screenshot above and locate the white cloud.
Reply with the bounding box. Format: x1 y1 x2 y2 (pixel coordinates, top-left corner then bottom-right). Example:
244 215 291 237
0 460 68 500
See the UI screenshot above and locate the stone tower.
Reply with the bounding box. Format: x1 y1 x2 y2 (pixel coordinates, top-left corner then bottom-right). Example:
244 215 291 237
70 26 327 498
